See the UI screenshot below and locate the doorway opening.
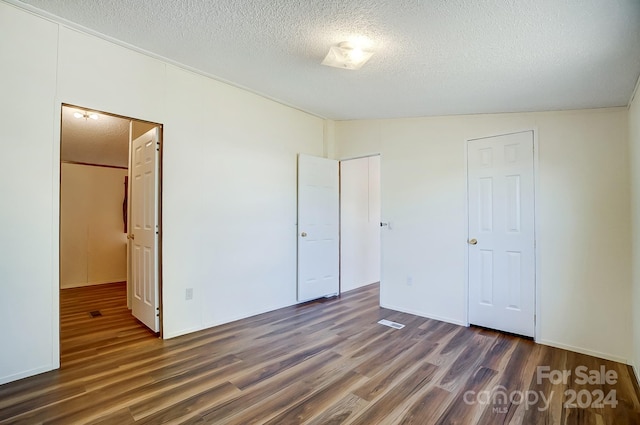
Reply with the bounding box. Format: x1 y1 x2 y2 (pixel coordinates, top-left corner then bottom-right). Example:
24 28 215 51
339 155 381 293
59 104 162 365
296 153 382 303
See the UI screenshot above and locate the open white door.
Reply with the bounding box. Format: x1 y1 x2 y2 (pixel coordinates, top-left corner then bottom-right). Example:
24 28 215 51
297 154 339 302
467 131 535 337
130 128 160 333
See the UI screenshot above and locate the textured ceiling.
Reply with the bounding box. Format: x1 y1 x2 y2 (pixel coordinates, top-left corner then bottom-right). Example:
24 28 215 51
17 0 640 120
61 106 130 168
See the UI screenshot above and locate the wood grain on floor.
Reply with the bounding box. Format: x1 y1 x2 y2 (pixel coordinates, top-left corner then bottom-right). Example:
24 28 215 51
1 282 639 424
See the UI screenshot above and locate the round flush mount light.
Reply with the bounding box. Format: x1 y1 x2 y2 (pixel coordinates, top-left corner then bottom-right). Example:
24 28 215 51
73 111 99 120
321 41 374 70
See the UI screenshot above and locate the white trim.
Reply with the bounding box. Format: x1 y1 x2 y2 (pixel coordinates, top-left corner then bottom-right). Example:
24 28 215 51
464 128 539 340
51 98 62 372
338 153 381 162
1 0 326 121
163 327 206 340
380 303 467 327
532 127 541 342
165 300 299 340
338 154 382 295
127 120 134 311
467 129 538 142
56 102 166 355
537 339 628 365
463 137 470 327
629 72 640 109
60 279 128 289
0 365 55 386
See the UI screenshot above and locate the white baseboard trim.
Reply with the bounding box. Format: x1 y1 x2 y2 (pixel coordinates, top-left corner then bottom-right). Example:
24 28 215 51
378 305 631 366
61 279 127 289
632 363 640 389
163 325 207 340
537 339 628 364
341 281 379 293
163 300 298 340
0 364 54 386
379 303 467 327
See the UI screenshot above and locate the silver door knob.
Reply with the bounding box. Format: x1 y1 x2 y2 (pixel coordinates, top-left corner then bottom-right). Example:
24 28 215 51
468 238 477 245
301 232 307 237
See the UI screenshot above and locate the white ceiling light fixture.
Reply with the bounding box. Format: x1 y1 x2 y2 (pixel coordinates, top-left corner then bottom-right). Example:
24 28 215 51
322 41 373 70
73 110 99 120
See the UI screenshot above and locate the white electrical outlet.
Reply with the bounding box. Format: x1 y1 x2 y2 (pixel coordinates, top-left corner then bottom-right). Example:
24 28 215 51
406 276 413 286
185 288 193 300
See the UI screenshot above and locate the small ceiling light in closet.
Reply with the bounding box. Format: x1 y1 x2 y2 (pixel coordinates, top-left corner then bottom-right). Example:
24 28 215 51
73 111 99 120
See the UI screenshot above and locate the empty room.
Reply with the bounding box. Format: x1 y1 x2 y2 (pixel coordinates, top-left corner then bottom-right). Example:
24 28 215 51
1 0 640 424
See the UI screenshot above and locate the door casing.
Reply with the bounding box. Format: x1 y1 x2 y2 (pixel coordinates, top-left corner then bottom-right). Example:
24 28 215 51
56 103 163 367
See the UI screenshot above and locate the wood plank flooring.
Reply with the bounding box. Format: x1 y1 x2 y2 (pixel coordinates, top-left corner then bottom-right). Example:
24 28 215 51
1 282 639 424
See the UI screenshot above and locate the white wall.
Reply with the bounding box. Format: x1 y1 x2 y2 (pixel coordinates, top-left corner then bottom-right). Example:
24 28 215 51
0 2 59 385
630 88 640 377
2 0 634 386
334 108 632 363
162 65 323 336
340 156 381 292
0 2 324 384
60 163 128 288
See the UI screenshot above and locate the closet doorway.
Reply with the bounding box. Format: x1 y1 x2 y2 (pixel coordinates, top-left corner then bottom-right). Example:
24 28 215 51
59 104 162 365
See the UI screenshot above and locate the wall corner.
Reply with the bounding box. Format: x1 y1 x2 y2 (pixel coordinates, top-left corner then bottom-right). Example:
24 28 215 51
323 119 336 159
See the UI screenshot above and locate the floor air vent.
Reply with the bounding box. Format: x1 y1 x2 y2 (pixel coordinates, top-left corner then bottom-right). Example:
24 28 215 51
89 310 102 318
378 319 405 329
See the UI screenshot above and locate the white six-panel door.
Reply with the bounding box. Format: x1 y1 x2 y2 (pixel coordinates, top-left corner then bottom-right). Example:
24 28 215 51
297 154 339 302
130 128 159 333
467 131 535 337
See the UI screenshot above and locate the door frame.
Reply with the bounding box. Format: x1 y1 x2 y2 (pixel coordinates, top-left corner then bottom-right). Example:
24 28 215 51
55 102 163 367
463 128 540 341
338 153 382 294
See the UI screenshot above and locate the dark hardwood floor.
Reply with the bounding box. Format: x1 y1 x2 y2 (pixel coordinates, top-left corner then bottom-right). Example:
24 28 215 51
1 282 639 424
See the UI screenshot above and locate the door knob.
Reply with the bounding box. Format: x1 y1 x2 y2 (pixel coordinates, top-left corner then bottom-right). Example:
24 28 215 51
127 234 135 240
468 238 477 245
301 232 307 237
